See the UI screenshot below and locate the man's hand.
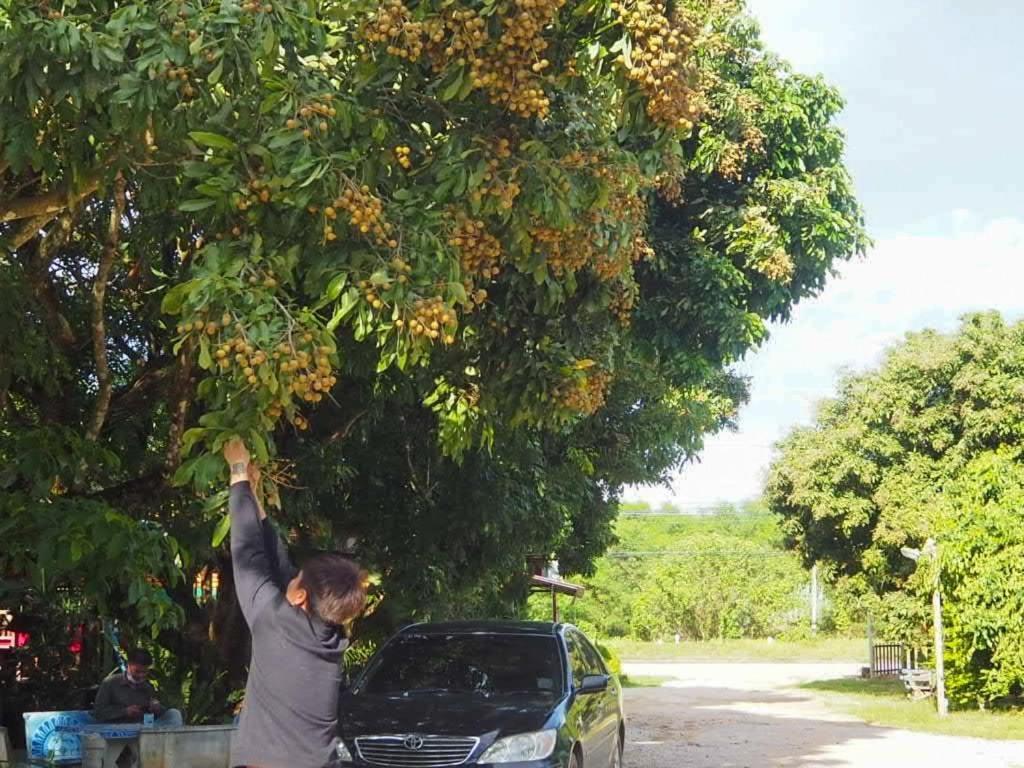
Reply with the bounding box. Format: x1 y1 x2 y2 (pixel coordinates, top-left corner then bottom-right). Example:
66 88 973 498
224 438 250 484
125 704 143 719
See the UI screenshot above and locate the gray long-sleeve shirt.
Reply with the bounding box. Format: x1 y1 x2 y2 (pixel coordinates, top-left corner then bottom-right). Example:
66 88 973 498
93 672 158 723
229 481 347 768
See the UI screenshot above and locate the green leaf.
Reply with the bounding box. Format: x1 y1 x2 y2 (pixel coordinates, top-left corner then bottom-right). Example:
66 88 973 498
338 287 359 320
211 513 232 548
208 59 224 86
179 198 217 212
180 428 208 456
325 273 348 302
262 26 277 56
188 131 237 151
198 337 213 370
161 281 196 315
441 70 464 102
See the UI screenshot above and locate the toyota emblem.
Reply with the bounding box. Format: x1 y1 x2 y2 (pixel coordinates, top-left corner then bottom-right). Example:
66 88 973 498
403 735 425 751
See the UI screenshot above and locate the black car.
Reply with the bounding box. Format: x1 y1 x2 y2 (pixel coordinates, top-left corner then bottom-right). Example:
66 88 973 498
336 621 624 768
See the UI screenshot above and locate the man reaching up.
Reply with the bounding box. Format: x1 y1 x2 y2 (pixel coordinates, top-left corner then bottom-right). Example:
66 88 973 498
223 438 366 768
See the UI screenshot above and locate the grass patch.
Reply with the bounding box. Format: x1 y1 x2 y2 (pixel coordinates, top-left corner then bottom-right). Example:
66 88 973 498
605 636 867 663
799 677 1024 740
620 675 673 689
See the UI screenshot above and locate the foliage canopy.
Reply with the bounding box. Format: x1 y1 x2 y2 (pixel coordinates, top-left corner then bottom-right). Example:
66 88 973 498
1 0 863 718
768 313 1024 707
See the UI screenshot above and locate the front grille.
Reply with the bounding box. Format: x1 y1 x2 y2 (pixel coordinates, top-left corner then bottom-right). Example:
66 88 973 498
355 735 479 767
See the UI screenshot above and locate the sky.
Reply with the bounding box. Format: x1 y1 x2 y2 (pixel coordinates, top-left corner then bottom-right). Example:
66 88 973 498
625 1 1024 510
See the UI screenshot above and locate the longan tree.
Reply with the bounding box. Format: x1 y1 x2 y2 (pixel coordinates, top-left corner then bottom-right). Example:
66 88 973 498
1 0 864 710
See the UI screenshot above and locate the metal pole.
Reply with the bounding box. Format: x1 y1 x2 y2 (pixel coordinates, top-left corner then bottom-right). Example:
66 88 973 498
810 564 819 634
867 617 875 676
933 585 948 716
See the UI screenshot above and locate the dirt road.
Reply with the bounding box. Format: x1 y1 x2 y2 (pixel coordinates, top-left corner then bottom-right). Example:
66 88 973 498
621 662 1024 768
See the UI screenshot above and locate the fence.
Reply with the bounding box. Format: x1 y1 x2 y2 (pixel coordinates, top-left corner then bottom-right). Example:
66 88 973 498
870 643 904 677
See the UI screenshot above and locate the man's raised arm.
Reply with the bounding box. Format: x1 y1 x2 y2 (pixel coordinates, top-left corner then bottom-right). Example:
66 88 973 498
225 439 279 627
247 463 299 589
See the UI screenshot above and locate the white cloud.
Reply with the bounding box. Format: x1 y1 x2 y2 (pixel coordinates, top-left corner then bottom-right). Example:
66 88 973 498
626 215 1024 509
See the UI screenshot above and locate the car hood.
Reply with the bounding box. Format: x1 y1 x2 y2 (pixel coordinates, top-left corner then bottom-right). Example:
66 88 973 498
339 691 562 738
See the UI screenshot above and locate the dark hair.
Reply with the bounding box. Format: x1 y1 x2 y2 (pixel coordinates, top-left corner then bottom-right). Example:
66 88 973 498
126 648 153 666
301 554 367 626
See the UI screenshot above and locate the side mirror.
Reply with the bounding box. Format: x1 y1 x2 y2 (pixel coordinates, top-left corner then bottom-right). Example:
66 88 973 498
578 674 610 695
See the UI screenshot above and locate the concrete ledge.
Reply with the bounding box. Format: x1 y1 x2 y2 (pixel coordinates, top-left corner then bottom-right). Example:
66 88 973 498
138 725 235 768
0 727 12 764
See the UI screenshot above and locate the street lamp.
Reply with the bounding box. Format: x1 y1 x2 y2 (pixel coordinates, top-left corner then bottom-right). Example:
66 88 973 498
901 538 947 717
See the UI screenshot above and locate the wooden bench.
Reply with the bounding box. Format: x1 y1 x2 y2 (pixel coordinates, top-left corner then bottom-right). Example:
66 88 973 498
900 668 934 700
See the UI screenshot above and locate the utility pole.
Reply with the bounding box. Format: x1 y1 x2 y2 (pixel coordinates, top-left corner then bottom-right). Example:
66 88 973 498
810 563 819 634
901 538 946 717
932 579 948 716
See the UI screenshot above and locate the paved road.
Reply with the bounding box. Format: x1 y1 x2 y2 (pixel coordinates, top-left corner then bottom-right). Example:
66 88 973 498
621 662 1024 768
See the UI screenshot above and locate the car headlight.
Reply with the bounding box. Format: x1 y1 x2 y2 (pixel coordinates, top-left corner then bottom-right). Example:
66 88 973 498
336 740 354 762
478 729 558 763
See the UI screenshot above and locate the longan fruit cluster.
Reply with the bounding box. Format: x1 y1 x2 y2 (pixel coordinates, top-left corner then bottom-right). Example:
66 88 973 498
556 370 612 415
160 62 196 100
324 185 396 248
473 0 564 118
531 224 590 276
613 0 700 130
358 279 388 311
560 150 601 170
285 97 336 141
608 280 638 326
247 178 273 205
280 336 338 409
242 1 274 13
752 246 795 283
168 6 192 40
394 145 412 170
469 137 521 209
177 313 336 428
450 216 503 278
423 7 485 65
364 0 426 60
458 279 491 313
594 250 629 282
363 0 561 119
390 257 413 284
397 296 457 344
656 172 683 204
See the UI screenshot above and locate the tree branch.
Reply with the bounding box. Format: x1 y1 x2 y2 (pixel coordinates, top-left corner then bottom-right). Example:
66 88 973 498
1 175 101 223
24 214 77 348
85 174 126 442
327 409 367 443
164 342 195 476
4 175 102 251
108 362 173 417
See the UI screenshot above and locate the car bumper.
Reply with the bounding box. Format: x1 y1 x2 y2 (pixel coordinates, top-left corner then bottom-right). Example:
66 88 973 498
341 759 568 768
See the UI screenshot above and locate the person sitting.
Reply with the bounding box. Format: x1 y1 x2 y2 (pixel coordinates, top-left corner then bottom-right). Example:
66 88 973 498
93 648 183 726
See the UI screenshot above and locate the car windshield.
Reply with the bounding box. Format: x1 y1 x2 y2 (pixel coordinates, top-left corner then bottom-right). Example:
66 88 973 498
357 633 563 697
